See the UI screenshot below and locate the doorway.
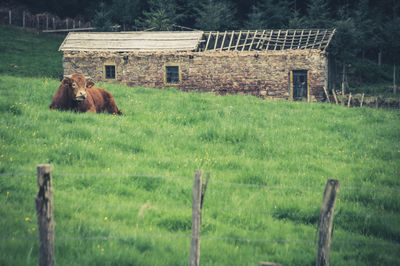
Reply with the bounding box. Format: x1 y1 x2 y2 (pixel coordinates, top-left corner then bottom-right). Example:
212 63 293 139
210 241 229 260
291 70 308 101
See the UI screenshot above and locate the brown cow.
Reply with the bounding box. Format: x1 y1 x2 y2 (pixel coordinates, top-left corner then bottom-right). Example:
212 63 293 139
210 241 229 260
50 74 122 115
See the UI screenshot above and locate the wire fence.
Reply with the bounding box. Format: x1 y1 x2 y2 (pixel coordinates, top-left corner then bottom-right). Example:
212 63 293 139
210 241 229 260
1 170 399 253
0 8 90 32
1 233 399 248
1 172 399 193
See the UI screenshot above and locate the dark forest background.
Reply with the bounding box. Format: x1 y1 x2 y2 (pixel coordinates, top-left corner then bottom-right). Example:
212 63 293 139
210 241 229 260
4 0 400 88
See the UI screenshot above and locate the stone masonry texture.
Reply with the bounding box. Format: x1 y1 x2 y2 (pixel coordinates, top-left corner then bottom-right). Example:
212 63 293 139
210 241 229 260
63 49 328 101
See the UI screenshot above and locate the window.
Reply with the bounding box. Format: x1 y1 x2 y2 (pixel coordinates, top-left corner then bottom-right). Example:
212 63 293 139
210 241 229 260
165 65 180 85
104 65 116 79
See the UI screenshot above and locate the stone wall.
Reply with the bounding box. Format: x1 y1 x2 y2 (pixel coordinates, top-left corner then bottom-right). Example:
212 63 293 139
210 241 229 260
63 49 328 101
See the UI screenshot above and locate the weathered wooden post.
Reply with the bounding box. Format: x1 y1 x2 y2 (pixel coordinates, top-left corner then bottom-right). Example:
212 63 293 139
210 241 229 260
52 17 55 30
360 93 365 107
347 93 352 107
341 64 346 99
331 89 338 105
189 171 210 266
200 172 210 225
316 179 340 266
23 11 26 28
394 65 397 95
35 164 55 266
323 87 330 103
189 170 202 266
9 10 11 25
46 15 49 30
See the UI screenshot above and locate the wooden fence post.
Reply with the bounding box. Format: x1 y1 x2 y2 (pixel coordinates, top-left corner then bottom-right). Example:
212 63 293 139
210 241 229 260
331 89 338 105
347 93 352 108
189 170 203 266
189 170 210 266
360 93 364 107
323 86 330 103
9 10 11 25
316 179 340 266
52 17 55 30
393 65 397 95
23 11 26 28
35 164 55 266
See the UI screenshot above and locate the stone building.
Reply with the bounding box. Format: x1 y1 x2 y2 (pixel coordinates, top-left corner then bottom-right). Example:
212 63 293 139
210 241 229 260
59 29 335 101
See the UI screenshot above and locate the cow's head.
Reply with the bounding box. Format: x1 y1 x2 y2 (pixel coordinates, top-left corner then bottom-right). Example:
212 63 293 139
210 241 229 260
62 74 87 102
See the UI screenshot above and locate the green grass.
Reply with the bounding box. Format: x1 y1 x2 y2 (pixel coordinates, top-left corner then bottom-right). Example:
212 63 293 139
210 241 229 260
0 25 64 78
1 25 400 265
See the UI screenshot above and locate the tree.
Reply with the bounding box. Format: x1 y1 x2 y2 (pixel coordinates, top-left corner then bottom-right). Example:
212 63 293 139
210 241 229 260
135 0 184 31
91 2 113 32
288 8 306 28
382 17 400 93
352 0 377 59
194 0 238 31
244 5 266 30
110 0 142 31
305 0 332 28
243 0 293 29
262 0 293 28
329 16 359 92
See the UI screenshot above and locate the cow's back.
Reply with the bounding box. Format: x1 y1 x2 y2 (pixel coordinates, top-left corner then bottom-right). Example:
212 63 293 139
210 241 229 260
87 87 121 115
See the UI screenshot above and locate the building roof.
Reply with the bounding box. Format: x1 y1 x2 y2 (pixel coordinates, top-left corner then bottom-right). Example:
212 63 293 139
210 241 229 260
199 29 336 52
59 31 205 52
59 29 335 52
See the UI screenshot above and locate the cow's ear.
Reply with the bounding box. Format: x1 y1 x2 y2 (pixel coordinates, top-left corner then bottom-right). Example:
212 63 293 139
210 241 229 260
86 80 95 88
62 77 72 85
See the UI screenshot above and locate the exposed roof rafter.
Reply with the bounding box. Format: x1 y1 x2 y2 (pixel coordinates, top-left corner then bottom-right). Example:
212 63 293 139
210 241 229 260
198 29 336 52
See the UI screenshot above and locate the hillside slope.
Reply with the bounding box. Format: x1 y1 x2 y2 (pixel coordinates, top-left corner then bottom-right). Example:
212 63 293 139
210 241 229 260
0 26 399 265
0 25 64 78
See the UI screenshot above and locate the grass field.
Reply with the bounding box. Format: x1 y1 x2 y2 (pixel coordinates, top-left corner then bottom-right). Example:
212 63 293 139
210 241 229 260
0 25 399 265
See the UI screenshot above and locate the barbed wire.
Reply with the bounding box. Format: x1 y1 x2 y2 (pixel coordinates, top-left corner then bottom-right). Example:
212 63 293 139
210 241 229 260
1 234 399 248
1 172 399 193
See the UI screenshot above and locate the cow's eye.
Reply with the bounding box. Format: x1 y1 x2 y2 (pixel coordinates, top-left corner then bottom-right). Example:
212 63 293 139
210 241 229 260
72 82 78 89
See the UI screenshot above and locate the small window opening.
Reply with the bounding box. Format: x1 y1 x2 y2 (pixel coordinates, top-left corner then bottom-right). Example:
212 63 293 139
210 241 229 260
166 66 180 84
292 70 308 100
105 65 116 79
